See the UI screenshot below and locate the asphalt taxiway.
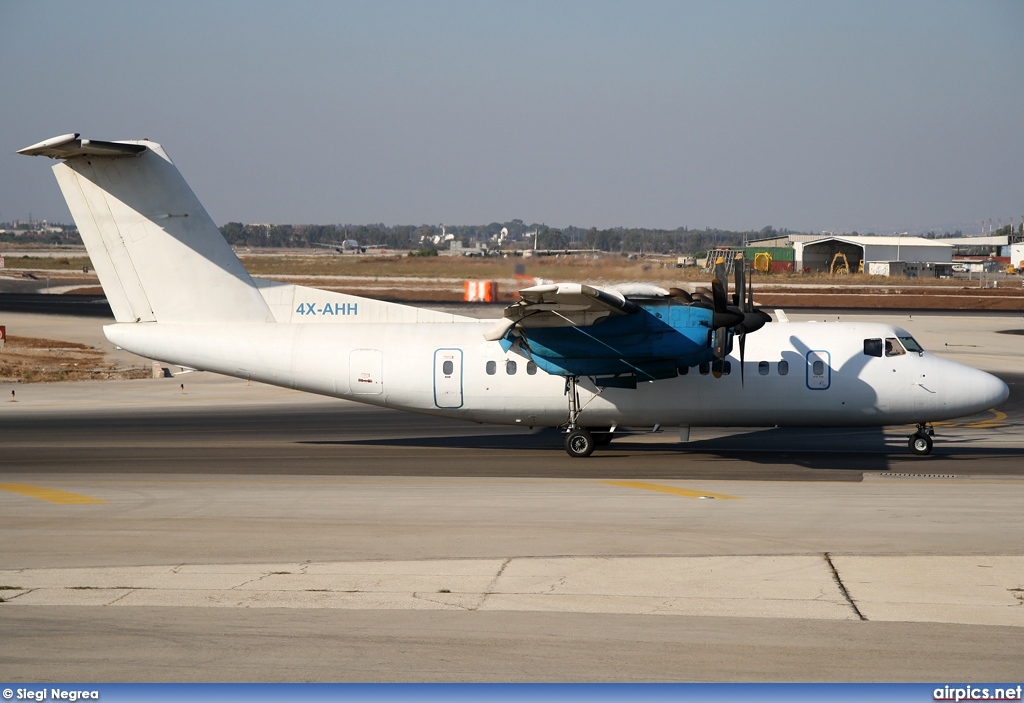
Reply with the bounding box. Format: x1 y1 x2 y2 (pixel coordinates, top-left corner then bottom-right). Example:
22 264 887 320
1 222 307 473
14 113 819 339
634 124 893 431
0 311 1022 681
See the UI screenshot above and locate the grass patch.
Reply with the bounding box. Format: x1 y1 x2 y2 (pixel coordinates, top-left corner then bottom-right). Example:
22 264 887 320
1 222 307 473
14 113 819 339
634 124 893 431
236 252 988 288
3 255 93 271
0 335 150 383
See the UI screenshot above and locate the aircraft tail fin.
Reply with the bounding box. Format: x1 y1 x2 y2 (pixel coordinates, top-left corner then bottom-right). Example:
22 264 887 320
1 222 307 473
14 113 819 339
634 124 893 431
19 134 273 324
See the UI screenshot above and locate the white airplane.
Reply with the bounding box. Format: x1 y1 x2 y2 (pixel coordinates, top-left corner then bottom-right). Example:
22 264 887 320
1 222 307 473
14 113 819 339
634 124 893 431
20 134 1009 458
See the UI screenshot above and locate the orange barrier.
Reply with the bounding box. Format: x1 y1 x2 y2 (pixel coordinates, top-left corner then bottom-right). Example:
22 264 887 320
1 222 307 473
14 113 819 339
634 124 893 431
464 280 498 302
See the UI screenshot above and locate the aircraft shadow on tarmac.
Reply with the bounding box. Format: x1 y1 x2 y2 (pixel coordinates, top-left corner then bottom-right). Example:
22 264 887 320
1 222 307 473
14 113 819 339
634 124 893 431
304 421 1024 474
301 371 1024 474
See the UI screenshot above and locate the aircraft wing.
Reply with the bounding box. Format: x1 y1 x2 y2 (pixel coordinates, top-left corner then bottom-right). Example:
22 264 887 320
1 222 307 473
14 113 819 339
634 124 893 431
484 283 640 340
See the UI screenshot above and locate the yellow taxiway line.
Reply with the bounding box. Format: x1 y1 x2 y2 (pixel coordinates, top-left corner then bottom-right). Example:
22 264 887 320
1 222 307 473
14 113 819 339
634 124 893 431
933 409 1008 429
0 483 106 504
602 480 741 500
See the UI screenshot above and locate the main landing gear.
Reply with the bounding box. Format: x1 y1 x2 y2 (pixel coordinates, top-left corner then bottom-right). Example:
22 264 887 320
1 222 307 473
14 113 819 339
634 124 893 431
565 427 596 458
563 376 594 458
562 375 612 458
908 423 934 456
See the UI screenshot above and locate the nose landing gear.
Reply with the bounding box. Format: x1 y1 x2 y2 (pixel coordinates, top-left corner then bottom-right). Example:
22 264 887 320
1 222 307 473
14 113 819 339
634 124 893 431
908 423 934 455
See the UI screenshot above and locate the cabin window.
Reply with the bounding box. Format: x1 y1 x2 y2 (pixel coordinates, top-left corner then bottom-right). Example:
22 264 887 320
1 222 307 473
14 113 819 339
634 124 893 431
527 361 537 375
699 362 710 375
506 360 517 375
758 361 769 376
885 338 905 357
442 360 454 375
812 360 825 376
899 336 924 353
864 338 883 357
486 360 496 375
778 360 789 376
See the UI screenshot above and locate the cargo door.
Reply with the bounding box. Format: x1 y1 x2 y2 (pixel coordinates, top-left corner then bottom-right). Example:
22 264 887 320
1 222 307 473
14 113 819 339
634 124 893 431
349 349 383 394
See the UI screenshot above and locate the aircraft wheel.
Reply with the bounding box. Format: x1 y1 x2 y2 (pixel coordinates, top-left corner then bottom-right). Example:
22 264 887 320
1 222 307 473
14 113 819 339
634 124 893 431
565 428 596 458
909 432 933 456
591 427 614 446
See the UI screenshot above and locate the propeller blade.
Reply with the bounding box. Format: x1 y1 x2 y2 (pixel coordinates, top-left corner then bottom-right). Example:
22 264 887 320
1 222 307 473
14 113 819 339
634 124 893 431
746 259 755 311
711 326 728 378
697 254 770 381
712 257 728 312
739 332 746 386
733 253 745 308
711 275 727 314
712 358 724 379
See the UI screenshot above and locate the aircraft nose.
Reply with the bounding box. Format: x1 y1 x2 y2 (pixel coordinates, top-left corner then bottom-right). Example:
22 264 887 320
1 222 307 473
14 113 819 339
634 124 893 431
965 368 1009 411
980 370 1010 407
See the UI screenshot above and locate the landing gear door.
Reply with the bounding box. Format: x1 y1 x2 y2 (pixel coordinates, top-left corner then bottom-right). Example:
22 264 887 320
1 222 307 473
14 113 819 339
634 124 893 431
806 350 831 390
434 348 464 408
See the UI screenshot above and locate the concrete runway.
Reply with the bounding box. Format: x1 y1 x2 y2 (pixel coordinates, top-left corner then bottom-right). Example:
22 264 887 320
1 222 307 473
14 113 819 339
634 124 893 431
0 311 1023 681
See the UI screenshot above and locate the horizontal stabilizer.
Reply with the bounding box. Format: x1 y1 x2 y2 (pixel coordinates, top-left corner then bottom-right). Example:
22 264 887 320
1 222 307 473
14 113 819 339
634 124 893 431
18 134 147 159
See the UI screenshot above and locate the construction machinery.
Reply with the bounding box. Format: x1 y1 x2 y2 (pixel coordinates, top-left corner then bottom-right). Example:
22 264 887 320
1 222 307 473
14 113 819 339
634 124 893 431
830 252 851 275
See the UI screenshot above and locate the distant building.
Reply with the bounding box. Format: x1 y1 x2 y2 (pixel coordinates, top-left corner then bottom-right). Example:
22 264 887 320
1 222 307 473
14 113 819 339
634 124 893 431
444 240 490 257
796 235 953 276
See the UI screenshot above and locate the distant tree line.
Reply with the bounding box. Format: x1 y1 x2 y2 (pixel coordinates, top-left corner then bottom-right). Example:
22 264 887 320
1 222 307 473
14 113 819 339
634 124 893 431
217 221 806 256
0 221 82 245
3 218 996 253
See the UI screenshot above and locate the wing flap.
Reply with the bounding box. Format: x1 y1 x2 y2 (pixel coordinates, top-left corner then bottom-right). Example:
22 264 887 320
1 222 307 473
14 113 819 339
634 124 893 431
495 282 641 334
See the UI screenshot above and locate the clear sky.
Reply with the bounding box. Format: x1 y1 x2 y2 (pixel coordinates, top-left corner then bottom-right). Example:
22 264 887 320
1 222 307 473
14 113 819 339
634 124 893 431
2 0 1021 234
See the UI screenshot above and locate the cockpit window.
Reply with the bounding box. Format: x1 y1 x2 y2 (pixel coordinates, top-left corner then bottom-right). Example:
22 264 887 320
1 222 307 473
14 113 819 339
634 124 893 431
864 338 883 357
884 337 905 357
898 336 923 353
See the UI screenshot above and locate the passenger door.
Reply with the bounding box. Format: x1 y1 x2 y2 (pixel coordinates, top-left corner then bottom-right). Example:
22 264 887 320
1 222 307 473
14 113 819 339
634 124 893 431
433 348 463 408
806 350 831 390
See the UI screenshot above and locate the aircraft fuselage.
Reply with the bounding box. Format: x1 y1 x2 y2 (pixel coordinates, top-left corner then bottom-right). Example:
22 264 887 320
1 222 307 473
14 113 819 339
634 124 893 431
104 317 1005 430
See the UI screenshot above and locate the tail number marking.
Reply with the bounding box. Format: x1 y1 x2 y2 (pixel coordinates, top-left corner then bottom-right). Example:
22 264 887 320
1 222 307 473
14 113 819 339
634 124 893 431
296 302 358 316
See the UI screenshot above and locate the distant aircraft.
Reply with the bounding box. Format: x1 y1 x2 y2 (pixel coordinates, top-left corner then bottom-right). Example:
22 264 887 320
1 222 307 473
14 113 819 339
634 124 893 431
312 239 364 254
21 134 1008 457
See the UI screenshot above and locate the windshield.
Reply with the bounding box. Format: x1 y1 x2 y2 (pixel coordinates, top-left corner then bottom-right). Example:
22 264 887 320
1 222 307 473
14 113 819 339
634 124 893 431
898 335 924 353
